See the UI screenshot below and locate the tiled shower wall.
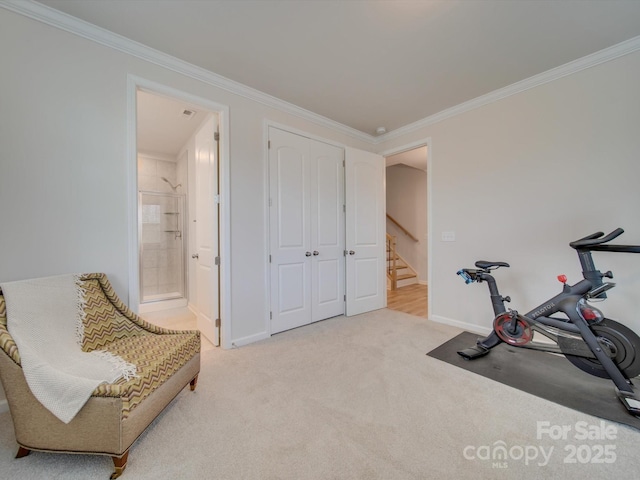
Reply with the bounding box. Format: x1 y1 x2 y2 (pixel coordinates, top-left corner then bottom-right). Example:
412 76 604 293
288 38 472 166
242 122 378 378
138 154 180 195
138 154 186 301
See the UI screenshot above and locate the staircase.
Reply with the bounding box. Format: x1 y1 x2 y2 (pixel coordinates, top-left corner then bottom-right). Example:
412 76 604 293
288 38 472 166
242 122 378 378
386 233 418 290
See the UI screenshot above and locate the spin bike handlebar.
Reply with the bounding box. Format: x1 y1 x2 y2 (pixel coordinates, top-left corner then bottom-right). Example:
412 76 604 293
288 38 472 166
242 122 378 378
569 228 640 253
569 228 624 249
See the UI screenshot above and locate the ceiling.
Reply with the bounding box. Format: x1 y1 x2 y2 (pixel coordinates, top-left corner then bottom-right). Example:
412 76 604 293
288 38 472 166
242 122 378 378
137 90 207 157
36 0 640 137
386 146 428 171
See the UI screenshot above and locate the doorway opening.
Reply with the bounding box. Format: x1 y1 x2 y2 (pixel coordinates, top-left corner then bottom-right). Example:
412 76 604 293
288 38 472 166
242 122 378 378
128 77 230 348
136 90 198 311
384 144 429 318
136 90 212 314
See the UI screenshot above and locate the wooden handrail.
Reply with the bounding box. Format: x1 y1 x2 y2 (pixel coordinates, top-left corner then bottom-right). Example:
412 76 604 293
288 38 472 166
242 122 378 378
386 214 419 242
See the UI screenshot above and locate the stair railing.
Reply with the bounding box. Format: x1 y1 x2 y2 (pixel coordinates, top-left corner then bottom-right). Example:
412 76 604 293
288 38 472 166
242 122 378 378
386 214 419 242
386 233 398 290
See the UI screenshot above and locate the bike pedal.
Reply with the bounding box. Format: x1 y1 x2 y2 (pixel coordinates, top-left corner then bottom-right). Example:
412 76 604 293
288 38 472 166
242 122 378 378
616 388 640 416
457 345 490 360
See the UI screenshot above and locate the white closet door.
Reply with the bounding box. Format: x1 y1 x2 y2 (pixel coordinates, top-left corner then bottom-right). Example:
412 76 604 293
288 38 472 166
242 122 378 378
269 128 312 334
310 140 345 322
345 147 386 316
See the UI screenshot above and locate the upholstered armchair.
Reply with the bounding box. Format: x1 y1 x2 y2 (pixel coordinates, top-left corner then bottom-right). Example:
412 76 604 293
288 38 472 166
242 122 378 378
0 273 200 479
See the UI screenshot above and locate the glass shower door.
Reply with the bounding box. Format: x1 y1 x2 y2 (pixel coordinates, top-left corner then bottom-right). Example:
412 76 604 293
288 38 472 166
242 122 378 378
139 191 186 303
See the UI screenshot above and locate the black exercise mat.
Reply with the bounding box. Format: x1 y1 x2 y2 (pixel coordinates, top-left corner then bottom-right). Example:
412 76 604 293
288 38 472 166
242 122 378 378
427 331 640 430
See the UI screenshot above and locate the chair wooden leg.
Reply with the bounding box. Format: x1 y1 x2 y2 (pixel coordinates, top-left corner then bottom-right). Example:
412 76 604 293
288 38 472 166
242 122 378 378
16 446 31 458
110 451 129 480
190 374 199 391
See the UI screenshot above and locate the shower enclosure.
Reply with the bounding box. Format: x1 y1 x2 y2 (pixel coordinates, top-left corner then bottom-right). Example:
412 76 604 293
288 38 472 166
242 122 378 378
139 191 186 304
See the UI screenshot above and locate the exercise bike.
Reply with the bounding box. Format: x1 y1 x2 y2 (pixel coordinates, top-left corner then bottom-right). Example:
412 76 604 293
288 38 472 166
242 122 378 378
456 228 640 416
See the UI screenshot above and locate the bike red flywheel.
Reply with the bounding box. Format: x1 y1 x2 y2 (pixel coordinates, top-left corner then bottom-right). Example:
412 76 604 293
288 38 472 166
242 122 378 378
493 312 533 346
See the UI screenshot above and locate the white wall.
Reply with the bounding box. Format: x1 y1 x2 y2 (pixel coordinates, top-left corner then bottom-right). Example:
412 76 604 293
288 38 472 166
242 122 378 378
379 50 640 335
385 164 428 282
0 10 372 361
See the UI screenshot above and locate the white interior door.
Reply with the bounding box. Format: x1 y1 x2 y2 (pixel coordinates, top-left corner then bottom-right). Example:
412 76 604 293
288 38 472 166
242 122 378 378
269 128 346 333
310 139 345 322
345 147 386 316
194 114 220 345
269 128 312 334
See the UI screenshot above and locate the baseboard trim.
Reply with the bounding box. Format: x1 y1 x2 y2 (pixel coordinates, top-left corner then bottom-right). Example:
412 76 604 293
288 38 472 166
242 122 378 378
230 331 270 348
0 399 8 414
430 314 492 336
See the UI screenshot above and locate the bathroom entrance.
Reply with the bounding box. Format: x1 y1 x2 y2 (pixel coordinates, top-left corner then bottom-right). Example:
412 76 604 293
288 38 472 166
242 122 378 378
129 79 230 348
136 89 203 312
135 89 221 346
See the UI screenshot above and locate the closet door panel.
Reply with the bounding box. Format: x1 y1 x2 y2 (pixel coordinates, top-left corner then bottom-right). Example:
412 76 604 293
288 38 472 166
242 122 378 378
310 140 345 322
269 128 312 334
345 147 386 316
269 128 346 332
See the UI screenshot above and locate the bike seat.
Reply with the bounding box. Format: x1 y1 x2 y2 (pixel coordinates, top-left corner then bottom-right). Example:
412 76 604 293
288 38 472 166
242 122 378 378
475 261 510 270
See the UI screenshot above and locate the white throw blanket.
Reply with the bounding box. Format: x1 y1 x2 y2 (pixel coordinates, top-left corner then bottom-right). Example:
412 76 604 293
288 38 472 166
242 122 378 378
1 274 136 424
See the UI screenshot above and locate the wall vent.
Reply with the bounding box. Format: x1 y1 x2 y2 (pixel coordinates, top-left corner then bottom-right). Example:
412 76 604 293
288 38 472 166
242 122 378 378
181 109 196 118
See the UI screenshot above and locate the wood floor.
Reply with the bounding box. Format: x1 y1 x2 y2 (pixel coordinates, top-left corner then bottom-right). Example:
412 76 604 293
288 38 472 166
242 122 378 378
386 283 428 318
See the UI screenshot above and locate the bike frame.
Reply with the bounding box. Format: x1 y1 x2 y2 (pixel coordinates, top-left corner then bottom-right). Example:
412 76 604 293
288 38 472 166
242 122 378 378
470 234 639 394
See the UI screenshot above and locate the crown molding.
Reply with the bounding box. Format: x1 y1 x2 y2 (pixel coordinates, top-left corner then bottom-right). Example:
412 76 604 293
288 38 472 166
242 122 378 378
1 0 375 144
376 34 640 144
3 1 640 147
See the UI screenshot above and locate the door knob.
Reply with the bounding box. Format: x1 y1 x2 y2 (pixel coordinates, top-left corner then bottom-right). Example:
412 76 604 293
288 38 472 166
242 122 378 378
192 253 199 259
348 250 355 255
305 251 312 257
313 251 319 256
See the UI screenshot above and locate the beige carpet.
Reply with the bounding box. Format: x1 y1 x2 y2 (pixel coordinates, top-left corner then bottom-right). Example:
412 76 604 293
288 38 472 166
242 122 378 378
1 308 639 479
